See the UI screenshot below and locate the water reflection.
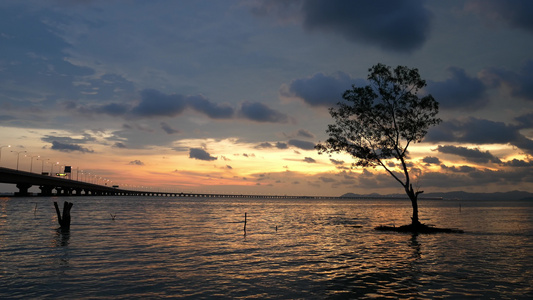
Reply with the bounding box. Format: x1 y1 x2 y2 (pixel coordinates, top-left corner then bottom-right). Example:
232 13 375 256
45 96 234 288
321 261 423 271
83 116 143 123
55 228 70 247
0 197 531 299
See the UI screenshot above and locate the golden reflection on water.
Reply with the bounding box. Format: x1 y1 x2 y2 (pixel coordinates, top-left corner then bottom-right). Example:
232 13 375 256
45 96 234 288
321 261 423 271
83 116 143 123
0 196 532 299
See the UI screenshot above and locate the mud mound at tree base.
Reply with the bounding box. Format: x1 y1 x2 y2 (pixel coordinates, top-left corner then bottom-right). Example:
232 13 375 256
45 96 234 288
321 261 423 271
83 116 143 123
375 223 464 234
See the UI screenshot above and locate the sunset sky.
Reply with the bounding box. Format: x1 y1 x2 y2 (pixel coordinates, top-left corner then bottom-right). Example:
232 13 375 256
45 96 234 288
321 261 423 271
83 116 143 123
1 0 533 196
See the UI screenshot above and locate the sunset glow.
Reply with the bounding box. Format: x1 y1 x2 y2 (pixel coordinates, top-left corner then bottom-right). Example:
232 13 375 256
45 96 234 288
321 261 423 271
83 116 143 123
1 1 532 196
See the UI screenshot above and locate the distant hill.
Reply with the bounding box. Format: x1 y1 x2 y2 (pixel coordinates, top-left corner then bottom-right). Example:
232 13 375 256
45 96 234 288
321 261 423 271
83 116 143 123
341 190 533 201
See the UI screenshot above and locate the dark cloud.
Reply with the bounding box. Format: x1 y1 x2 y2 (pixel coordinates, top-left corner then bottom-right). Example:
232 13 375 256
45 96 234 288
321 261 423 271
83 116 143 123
503 159 533 167
426 117 533 154
255 142 273 149
440 164 480 173
466 0 533 33
160 122 180 134
84 103 131 116
253 0 433 52
427 67 488 111
303 157 316 163
239 101 288 123
113 142 127 148
330 158 344 165
420 167 531 189
67 101 131 117
128 160 144 166
435 145 502 164
422 156 441 165
187 95 234 119
288 139 316 150
189 148 217 161
42 135 95 144
72 89 236 120
50 141 93 153
254 141 289 149
515 112 533 128
130 89 188 118
281 72 361 107
297 129 315 139
276 142 289 149
302 0 433 52
480 61 533 101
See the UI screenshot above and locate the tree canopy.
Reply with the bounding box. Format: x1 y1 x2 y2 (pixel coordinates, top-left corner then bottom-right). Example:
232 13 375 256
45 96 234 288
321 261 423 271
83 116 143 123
316 63 441 226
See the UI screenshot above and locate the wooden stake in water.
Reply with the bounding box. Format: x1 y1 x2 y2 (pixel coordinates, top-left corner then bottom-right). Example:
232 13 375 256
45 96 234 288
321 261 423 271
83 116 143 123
244 212 247 236
54 201 73 232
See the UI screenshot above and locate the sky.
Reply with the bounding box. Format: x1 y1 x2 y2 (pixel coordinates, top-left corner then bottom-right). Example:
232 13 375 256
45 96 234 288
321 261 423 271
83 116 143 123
1 0 533 196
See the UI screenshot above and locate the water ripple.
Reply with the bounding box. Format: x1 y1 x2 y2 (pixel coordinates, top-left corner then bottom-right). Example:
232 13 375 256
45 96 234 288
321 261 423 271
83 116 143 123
0 197 532 299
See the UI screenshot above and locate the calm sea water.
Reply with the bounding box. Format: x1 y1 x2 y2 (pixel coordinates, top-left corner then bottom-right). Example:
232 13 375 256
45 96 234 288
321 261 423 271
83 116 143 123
1 196 532 299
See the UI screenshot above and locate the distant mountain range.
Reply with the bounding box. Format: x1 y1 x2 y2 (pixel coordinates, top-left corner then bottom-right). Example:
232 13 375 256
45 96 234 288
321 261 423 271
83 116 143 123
341 190 533 201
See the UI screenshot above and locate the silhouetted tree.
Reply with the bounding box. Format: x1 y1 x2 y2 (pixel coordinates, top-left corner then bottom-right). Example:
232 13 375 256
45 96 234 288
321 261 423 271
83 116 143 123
316 63 440 227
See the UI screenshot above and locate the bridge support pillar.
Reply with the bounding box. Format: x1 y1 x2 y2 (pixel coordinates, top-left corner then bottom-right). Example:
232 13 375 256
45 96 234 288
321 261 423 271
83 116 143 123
56 187 72 196
15 183 32 196
39 185 54 196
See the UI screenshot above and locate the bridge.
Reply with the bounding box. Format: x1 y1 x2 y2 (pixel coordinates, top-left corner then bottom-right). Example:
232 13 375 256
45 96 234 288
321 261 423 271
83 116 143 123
0 167 334 199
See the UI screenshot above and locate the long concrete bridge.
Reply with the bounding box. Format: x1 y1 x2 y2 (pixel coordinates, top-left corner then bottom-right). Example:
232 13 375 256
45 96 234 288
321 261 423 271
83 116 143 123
0 167 334 199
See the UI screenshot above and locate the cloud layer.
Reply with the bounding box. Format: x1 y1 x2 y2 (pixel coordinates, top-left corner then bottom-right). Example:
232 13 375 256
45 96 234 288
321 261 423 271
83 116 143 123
253 0 433 52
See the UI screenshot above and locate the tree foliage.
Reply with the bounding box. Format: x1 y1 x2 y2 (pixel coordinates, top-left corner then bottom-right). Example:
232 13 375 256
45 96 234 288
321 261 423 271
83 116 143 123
316 63 441 225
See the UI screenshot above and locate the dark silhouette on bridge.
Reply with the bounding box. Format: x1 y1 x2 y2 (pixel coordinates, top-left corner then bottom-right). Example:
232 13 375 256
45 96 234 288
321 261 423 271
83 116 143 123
0 167 336 199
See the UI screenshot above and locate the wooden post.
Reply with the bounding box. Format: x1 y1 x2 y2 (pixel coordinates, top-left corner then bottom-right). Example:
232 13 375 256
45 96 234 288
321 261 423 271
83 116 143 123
54 201 73 231
244 212 247 236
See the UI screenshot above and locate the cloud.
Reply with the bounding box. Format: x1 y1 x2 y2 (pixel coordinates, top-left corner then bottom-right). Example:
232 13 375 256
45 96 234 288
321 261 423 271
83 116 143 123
189 148 217 161
238 101 288 123
296 129 315 139
129 89 235 119
281 72 360 107
515 112 533 128
422 156 441 165
187 95 234 119
128 160 144 166
435 145 502 164
254 141 289 149
330 158 344 165
466 0 533 33
252 0 433 52
130 89 188 118
275 142 289 149
288 139 316 150
319 176 336 183
41 134 95 144
440 164 479 173
303 157 316 163
113 142 127 148
480 60 533 101
255 142 273 149
160 122 180 134
50 141 93 153
89 103 132 116
426 117 533 154
503 159 533 167
427 67 488 111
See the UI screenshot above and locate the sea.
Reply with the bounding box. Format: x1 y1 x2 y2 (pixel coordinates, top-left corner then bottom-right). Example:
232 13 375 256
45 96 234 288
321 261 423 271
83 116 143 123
1 196 532 299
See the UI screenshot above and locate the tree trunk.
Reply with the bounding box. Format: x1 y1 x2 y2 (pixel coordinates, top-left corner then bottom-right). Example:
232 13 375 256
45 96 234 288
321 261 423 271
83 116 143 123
406 184 421 226
54 201 73 232
410 197 420 226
